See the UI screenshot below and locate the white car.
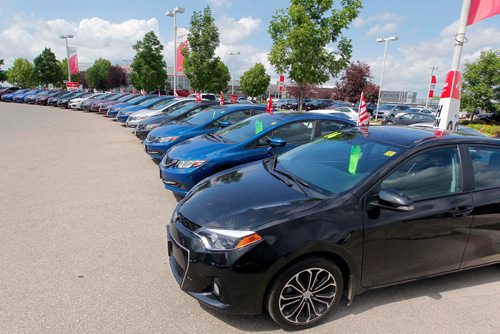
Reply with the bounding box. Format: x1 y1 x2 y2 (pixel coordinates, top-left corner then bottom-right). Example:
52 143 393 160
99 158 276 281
125 98 197 128
69 93 103 109
311 108 358 121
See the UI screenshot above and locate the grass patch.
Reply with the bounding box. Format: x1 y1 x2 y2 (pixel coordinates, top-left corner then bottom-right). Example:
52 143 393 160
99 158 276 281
463 123 500 137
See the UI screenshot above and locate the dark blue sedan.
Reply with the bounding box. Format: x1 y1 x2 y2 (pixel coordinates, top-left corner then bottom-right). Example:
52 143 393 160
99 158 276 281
1 89 30 102
144 104 267 161
112 95 174 120
159 112 355 199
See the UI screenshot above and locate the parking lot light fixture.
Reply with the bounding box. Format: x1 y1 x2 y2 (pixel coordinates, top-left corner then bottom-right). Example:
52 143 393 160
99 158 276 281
229 51 240 95
375 36 399 120
166 7 185 97
59 34 74 83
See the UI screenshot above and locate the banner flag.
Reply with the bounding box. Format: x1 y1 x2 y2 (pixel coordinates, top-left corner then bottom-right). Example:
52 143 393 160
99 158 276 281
428 75 437 98
176 40 189 72
467 0 500 25
68 47 79 74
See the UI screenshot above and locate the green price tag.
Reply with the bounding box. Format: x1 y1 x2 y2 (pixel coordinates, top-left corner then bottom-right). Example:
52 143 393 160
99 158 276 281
348 144 361 175
255 120 263 134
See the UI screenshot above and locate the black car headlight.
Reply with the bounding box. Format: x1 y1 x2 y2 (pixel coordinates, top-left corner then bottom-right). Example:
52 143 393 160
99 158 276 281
195 228 262 251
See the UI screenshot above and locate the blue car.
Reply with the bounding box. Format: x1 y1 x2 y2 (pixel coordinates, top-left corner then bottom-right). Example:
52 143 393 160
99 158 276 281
144 104 267 161
159 112 355 199
1 89 30 102
15 89 43 103
110 95 173 119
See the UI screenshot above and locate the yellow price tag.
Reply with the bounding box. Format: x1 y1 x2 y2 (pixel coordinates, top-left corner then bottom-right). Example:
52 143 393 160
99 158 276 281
384 151 396 157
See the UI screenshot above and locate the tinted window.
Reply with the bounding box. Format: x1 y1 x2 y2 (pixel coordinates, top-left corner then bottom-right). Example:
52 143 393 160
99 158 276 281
262 121 314 144
218 114 282 143
469 146 500 190
381 147 462 201
400 114 415 120
217 109 253 126
320 120 352 136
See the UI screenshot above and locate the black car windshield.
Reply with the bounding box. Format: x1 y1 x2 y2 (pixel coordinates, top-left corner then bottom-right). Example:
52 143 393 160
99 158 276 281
151 98 182 110
275 130 403 194
182 106 227 125
167 102 206 117
217 113 282 143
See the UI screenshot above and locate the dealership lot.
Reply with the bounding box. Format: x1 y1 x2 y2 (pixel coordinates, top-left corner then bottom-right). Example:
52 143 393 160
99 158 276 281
0 103 499 333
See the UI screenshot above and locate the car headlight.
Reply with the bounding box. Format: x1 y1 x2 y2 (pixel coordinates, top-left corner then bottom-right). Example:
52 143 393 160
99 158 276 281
145 124 159 130
195 228 262 251
175 160 206 168
113 107 122 111
158 136 179 142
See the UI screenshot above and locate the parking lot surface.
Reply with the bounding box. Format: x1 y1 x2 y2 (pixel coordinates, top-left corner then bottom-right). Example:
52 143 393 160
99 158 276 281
0 103 499 333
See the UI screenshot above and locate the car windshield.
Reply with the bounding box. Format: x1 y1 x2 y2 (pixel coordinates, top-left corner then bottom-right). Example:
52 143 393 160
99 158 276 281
183 106 227 125
274 129 403 194
151 98 182 110
217 113 282 143
167 102 205 117
138 97 161 106
116 94 134 102
126 95 148 104
380 105 396 110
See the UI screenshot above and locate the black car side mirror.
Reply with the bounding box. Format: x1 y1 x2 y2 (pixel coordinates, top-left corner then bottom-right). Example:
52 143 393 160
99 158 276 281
372 188 414 212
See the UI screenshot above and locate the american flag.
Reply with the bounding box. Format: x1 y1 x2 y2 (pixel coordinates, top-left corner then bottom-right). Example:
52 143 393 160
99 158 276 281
266 94 273 113
358 92 369 136
219 91 225 105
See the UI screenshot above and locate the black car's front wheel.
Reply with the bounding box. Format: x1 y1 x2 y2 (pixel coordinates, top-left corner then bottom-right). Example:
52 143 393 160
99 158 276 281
266 257 343 330
385 121 394 125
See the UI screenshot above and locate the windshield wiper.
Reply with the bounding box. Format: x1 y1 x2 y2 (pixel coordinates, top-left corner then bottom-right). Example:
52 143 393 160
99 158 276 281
264 157 310 191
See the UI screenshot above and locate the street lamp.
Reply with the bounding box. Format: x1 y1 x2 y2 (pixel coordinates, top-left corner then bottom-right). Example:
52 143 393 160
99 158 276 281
425 65 438 108
229 51 240 95
375 36 398 120
59 34 74 83
166 7 185 96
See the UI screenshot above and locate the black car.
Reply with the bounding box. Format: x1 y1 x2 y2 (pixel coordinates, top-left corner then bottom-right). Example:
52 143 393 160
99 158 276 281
134 101 217 140
382 112 436 125
47 91 75 106
304 99 322 111
167 126 500 330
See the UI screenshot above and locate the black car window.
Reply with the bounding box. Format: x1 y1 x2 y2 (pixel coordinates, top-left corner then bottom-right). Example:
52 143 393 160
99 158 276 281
213 109 252 127
400 114 415 120
381 147 463 201
320 120 352 136
259 121 315 145
468 146 500 190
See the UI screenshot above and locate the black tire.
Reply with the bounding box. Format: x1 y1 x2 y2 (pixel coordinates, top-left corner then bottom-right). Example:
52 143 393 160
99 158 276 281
266 257 343 330
385 121 394 125
173 193 184 202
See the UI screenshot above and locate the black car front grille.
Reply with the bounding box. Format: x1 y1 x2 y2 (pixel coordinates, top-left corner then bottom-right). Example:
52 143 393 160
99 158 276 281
176 214 201 232
163 155 178 167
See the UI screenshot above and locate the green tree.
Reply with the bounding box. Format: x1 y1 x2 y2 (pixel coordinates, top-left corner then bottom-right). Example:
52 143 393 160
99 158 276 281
269 0 362 110
130 31 167 92
240 63 271 98
0 58 6 82
33 48 64 87
6 58 36 87
183 6 229 92
461 50 500 114
86 58 112 90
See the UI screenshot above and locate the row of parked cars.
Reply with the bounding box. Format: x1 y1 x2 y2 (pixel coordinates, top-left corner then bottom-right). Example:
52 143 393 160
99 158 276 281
8 86 500 330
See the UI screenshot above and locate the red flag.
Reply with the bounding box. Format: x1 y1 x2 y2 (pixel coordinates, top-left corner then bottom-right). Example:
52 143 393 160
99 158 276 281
195 91 202 102
428 75 437 98
132 88 137 95
176 40 189 72
219 91 225 105
158 88 161 97
279 85 283 92
266 95 273 113
467 0 500 25
357 92 369 127
68 47 79 74
279 74 284 82
440 70 462 100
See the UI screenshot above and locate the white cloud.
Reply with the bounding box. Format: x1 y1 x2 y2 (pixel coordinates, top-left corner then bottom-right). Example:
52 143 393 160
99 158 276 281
217 16 262 44
353 12 406 37
208 0 232 7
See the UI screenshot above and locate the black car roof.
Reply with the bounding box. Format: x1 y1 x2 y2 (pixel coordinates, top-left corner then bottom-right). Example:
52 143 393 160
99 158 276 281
356 126 498 148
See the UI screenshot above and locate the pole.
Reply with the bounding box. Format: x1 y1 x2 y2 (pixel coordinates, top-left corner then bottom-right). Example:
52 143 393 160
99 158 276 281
375 40 388 120
65 37 71 83
425 66 437 108
173 13 177 96
231 54 235 95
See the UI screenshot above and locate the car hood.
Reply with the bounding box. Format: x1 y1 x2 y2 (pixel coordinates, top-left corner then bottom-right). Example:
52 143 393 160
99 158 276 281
168 135 234 160
130 108 161 118
69 98 84 103
140 114 173 125
122 105 145 112
110 102 132 110
178 160 341 230
149 122 195 137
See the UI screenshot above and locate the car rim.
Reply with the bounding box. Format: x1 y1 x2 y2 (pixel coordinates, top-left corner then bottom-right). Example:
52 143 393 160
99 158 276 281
279 268 337 325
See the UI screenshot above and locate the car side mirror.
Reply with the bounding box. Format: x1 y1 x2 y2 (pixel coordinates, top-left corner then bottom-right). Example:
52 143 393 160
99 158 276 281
219 121 231 128
269 138 286 148
372 188 414 212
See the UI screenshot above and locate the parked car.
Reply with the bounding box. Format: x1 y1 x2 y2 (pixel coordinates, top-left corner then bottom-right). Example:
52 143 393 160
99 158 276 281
166 126 500 330
160 112 355 200
304 99 322 111
144 104 267 160
25 90 58 104
125 98 198 128
97 94 137 113
1 89 30 102
0 87 20 99
109 95 172 119
47 91 77 106
89 93 133 112
14 89 42 103
134 101 217 140
382 112 436 125
68 93 103 109
36 90 66 105
374 104 409 118
80 93 119 110
408 122 488 137
404 107 434 115
57 92 93 108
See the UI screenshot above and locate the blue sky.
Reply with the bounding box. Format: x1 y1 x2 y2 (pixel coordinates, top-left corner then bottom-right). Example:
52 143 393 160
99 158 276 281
0 0 498 99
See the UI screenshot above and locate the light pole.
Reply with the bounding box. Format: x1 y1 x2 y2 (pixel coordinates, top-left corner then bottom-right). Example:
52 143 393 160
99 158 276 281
59 34 74 83
166 7 185 96
425 65 438 108
375 36 398 120
229 51 240 95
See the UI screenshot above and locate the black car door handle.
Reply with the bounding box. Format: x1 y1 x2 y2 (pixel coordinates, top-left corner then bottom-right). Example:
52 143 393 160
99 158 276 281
448 206 474 217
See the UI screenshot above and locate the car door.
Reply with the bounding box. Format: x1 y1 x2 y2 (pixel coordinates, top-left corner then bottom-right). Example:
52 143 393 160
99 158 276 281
361 145 473 287
460 145 500 268
255 120 317 155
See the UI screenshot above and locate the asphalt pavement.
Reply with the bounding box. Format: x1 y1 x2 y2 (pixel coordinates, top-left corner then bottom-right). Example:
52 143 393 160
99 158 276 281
0 102 499 333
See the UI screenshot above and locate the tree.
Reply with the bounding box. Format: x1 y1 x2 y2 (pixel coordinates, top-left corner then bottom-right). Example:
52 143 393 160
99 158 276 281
240 63 271 98
269 0 362 110
6 58 36 87
130 31 167 92
362 82 379 103
331 61 378 102
0 58 6 82
461 50 500 114
87 58 111 90
183 6 228 92
106 65 127 89
33 48 64 87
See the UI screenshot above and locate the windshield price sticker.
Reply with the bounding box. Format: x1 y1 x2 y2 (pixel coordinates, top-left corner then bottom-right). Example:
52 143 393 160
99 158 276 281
348 144 362 175
255 120 264 134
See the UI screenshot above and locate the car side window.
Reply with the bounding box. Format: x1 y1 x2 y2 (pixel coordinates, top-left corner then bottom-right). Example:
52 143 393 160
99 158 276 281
320 120 352 136
257 121 315 146
400 114 414 120
212 110 251 127
468 146 500 190
381 147 463 201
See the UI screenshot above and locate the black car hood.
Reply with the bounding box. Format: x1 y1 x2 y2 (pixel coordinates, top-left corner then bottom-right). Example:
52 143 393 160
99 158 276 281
178 160 344 231
141 113 175 125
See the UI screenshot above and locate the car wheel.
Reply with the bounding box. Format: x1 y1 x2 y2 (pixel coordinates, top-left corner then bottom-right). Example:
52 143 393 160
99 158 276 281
173 193 184 202
385 121 394 125
266 257 343 330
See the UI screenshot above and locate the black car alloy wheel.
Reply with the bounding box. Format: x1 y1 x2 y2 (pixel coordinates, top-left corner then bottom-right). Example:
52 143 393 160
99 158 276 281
266 257 343 330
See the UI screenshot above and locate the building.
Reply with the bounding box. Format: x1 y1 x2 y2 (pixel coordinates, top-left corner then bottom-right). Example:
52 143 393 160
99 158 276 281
380 90 417 104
